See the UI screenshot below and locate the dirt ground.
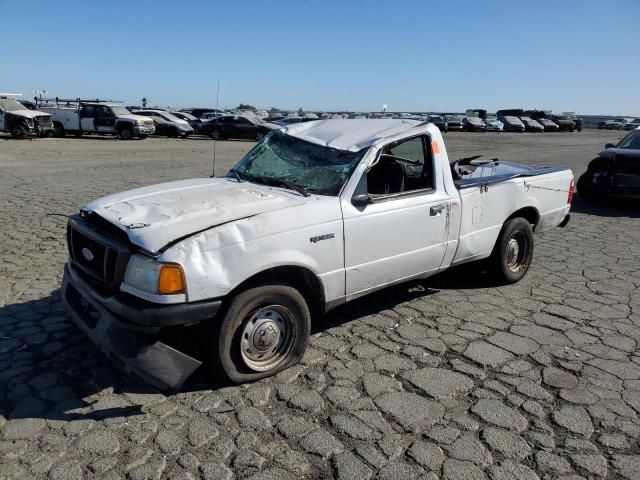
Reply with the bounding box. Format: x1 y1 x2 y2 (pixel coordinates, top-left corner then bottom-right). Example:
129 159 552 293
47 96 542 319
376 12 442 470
1 129 640 480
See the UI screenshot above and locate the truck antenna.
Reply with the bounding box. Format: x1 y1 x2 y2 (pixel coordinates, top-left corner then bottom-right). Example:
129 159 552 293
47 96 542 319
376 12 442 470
211 78 220 178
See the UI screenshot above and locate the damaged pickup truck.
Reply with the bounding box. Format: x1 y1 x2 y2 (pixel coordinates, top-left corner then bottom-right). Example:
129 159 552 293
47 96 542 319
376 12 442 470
62 119 574 390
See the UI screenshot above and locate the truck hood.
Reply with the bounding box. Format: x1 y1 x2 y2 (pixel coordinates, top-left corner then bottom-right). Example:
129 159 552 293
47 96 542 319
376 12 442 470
8 109 51 119
84 178 306 253
118 114 151 122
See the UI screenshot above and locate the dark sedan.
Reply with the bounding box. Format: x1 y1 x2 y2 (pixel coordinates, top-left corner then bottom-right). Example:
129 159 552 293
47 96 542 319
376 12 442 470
132 110 193 138
578 128 640 201
428 115 448 132
549 115 576 132
199 115 278 141
444 115 464 131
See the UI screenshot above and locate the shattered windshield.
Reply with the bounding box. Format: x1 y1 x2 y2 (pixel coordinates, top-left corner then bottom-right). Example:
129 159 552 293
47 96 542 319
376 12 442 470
233 131 367 195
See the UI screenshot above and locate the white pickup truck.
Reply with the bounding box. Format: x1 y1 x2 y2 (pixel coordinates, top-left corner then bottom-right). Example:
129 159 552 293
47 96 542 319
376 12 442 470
37 98 155 139
61 119 573 389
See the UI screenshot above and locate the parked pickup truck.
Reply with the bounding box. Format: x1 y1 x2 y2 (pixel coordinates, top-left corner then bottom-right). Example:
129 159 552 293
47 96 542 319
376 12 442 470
37 98 155 139
0 95 54 138
61 119 574 389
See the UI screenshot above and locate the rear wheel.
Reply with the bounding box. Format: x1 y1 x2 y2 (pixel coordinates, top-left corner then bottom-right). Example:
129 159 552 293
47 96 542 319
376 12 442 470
490 218 534 284
10 124 27 139
209 130 221 140
209 284 311 384
53 122 65 137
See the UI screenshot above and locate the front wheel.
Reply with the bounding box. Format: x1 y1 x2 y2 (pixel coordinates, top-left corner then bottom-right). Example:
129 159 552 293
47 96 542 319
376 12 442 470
490 218 534 284
118 126 133 140
138 134 148 139
10 124 27 139
209 284 311 384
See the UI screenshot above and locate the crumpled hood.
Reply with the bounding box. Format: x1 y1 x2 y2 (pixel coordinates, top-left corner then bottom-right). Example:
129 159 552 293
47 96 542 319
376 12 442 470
8 109 51 119
466 117 484 126
84 178 306 253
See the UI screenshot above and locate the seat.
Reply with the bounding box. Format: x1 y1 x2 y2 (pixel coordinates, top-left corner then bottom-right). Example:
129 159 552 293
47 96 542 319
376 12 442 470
367 160 405 194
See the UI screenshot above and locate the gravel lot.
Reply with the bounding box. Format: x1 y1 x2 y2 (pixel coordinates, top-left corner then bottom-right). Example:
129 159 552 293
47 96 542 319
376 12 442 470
1 130 639 480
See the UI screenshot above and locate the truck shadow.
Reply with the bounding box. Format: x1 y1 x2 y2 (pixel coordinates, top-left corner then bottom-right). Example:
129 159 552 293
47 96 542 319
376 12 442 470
0 264 530 423
570 196 640 218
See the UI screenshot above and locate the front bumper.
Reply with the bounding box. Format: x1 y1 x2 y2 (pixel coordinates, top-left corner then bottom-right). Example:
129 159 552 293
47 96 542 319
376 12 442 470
61 263 221 390
133 125 156 135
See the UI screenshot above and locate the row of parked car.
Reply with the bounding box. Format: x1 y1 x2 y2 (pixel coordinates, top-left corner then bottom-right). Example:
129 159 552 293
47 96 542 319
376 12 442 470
0 94 594 141
425 109 583 133
598 118 640 131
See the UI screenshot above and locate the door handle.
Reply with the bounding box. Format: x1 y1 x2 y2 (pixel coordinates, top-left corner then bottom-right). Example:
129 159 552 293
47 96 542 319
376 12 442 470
430 204 445 216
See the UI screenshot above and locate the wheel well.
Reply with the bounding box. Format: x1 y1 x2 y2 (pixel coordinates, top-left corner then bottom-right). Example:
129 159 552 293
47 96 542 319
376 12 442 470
230 266 325 316
506 207 539 230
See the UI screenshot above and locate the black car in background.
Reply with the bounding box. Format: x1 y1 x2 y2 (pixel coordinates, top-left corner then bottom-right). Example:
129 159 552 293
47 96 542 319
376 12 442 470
578 128 640 201
132 110 194 138
444 115 464 131
199 115 277 140
427 115 448 132
548 115 576 132
182 108 226 119
169 111 203 133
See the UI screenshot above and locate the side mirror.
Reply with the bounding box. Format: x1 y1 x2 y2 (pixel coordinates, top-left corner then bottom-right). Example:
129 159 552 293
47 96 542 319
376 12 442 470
352 193 371 207
605 143 615 149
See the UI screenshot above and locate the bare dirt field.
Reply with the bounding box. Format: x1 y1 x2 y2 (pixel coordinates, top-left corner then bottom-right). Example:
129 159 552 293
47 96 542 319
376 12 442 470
1 129 639 480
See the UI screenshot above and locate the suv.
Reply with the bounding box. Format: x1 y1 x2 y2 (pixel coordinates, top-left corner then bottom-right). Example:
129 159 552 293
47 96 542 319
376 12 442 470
0 95 53 138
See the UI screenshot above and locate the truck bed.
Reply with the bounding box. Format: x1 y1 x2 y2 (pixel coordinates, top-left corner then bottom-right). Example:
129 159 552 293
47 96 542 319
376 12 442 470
453 160 569 189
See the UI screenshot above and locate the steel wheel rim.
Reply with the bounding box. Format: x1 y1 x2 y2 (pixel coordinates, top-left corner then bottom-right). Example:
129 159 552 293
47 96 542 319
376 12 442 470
240 305 295 371
506 231 528 272
122 129 131 139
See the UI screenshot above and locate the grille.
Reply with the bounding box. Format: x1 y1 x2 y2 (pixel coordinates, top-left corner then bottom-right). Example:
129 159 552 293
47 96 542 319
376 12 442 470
67 216 130 289
143 119 154 126
35 115 53 128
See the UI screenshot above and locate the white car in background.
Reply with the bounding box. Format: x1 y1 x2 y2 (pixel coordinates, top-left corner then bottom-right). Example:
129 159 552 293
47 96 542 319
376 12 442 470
485 116 503 131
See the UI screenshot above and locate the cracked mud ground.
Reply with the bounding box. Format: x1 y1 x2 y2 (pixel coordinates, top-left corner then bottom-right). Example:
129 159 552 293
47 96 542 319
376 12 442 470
1 131 639 480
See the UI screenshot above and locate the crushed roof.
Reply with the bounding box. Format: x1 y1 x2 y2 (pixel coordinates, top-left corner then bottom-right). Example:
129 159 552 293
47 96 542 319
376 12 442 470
283 119 425 151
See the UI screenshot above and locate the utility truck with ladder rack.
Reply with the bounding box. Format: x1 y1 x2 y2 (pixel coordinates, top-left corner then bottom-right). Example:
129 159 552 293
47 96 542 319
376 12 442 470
36 97 155 139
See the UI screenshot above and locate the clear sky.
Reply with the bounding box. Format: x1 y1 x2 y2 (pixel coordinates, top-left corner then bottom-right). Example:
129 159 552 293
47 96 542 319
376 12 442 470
2 0 639 115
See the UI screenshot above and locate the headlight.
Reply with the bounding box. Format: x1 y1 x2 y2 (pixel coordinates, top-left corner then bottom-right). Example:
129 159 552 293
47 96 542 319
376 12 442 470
25 118 34 128
124 254 185 295
136 119 145 125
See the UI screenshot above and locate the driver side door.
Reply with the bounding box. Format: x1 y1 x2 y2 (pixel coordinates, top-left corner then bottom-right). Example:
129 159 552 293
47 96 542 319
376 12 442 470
342 135 451 298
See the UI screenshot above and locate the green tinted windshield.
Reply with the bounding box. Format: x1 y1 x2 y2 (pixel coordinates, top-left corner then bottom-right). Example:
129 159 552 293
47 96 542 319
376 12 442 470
233 131 367 195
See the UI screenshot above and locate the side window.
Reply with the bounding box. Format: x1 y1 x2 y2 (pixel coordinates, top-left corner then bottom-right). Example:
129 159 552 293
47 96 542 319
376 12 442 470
83 105 95 116
367 136 434 196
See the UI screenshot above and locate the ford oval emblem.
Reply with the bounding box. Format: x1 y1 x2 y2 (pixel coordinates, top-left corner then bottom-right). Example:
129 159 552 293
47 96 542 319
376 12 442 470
81 247 95 262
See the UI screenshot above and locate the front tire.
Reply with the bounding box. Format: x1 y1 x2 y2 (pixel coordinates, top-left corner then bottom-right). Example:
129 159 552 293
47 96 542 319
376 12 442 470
210 284 311 384
490 218 534 284
10 124 27 139
118 126 133 140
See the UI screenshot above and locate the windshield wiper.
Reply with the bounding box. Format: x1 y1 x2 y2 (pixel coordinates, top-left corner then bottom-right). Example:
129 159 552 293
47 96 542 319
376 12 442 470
228 168 245 182
251 176 311 197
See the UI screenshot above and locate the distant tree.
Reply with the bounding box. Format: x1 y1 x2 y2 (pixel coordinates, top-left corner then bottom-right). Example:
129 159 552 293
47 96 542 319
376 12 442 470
297 107 304 116
269 107 279 114
141 97 147 108
237 103 256 111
